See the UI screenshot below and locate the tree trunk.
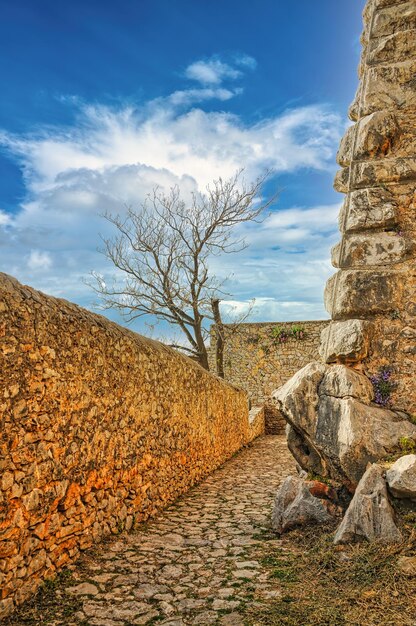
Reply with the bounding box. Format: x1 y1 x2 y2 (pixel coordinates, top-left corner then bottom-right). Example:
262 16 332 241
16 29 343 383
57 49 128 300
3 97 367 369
193 321 210 371
211 299 224 378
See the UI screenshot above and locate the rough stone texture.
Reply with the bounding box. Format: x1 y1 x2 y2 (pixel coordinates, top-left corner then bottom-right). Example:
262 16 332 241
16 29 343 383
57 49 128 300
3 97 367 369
271 475 339 534
320 319 373 364
327 0 416 413
386 454 416 500
0 273 261 619
333 464 402 544
274 363 416 491
3 436 297 625
208 320 329 433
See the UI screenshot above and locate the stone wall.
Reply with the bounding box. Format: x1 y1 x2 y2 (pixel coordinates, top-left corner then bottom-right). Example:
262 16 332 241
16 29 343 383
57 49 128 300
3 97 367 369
208 320 329 431
324 0 416 413
0 273 258 619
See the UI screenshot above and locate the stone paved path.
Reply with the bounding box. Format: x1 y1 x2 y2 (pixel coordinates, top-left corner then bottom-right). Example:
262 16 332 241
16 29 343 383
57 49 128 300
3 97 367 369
19 435 295 626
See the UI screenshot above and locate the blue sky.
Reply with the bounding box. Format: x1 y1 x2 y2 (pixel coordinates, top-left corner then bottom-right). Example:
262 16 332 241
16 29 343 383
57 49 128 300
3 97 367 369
0 0 364 330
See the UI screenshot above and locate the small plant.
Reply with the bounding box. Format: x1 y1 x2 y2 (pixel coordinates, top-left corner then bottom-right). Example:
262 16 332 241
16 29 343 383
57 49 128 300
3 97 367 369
390 309 400 320
291 324 305 340
270 325 289 344
369 366 397 407
398 437 416 454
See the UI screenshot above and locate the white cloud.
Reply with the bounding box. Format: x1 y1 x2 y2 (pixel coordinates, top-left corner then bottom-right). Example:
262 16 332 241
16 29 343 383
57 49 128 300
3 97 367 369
185 58 242 85
27 249 53 270
0 56 343 324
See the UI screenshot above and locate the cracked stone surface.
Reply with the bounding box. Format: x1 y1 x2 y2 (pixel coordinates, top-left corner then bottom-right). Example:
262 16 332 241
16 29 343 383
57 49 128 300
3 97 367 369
11 436 294 626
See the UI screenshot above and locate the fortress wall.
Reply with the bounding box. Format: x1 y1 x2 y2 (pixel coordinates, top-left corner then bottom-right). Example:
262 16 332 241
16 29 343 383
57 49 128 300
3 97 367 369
209 320 329 432
323 0 416 412
0 273 255 618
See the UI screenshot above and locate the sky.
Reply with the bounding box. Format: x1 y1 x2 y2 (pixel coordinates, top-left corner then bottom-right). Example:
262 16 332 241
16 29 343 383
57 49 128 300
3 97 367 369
0 0 364 333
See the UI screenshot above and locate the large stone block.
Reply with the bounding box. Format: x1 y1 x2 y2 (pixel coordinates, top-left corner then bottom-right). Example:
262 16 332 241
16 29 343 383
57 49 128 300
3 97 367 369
334 167 350 193
324 270 403 319
354 111 400 161
361 60 416 115
371 2 416 39
368 29 416 65
351 157 416 189
274 363 416 490
339 188 397 233
319 320 373 364
333 464 402 544
337 125 355 167
332 232 411 268
337 112 401 168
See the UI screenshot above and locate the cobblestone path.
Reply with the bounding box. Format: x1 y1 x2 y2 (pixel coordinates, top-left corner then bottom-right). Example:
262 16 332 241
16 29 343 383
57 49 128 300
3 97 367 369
13 435 295 626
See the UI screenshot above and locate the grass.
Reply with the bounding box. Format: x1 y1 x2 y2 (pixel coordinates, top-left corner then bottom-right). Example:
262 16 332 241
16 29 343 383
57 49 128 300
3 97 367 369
3 568 82 625
243 523 416 626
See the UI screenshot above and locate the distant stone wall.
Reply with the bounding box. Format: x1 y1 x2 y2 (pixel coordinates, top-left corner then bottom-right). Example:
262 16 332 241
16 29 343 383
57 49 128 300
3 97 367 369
208 320 329 431
0 273 258 619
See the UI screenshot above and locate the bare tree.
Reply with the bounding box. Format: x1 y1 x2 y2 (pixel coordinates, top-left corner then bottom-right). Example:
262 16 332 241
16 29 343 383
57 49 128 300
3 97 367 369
90 169 276 371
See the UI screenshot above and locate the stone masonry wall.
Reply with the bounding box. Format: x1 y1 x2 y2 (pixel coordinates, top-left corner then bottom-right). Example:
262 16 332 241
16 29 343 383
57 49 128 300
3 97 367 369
323 0 416 413
209 320 329 431
0 273 257 619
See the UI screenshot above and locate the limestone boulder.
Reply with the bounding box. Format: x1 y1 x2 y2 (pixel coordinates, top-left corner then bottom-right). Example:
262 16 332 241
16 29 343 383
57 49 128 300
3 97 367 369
272 475 340 534
334 464 402 544
274 363 416 491
319 319 372 364
386 454 416 500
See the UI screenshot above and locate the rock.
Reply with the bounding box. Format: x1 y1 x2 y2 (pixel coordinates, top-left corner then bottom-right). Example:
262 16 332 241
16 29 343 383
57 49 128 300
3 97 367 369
339 188 397 233
324 270 402 319
334 464 402 544
219 613 244 626
354 111 400 162
66 582 99 596
320 319 373 364
274 363 416 490
319 364 374 403
397 556 416 576
271 475 339 534
386 454 416 500
286 425 325 477
332 232 411 269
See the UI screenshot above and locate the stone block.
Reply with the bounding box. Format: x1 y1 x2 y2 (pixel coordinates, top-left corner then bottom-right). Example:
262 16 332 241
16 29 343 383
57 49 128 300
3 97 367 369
368 29 416 65
333 232 411 268
334 167 350 193
324 270 403 319
351 157 416 189
339 188 397 233
319 320 373 364
354 111 400 161
361 60 416 116
371 2 416 39
337 125 355 167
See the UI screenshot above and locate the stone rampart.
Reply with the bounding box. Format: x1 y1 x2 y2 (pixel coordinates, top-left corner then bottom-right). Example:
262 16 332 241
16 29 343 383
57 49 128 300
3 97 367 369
0 273 256 618
325 0 416 412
